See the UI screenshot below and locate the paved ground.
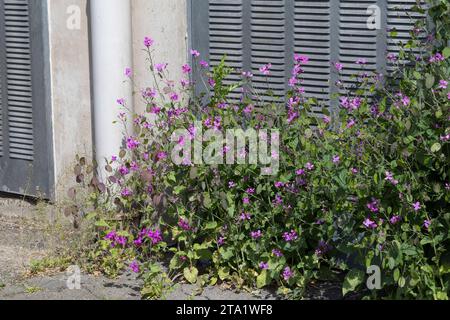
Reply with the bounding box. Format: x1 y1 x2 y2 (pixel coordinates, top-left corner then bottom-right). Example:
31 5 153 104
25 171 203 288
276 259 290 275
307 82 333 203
0 196 344 300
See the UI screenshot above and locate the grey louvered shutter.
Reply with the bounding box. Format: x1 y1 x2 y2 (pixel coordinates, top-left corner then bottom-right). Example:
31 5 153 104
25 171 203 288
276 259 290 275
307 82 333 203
190 0 426 110
0 0 53 198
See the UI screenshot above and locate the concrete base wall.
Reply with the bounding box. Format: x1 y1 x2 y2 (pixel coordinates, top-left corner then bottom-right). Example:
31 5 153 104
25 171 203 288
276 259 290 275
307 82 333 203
131 0 188 113
46 0 188 201
47 0 93 201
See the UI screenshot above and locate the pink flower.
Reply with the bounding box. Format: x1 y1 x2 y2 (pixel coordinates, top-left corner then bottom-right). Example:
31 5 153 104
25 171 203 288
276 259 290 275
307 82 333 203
251 230 262 239
243 197 250 205
130 261 140 273
282 230 298 242
242 71 253 78
200 60 209 68
157 152 167 161
246 188 255 195
274 181 285 188
239 212 252 221
170 92 179 102
423 219 431 230
294 54 309 65
178 219 191 231
334 62 343 71
272 249 283 257
390 215 402 225
323 115 331 124
367 198 380 213
144 37 154 48
117 98 126 106
155 63 168 73
413 202 421 212
305 162 314 171
363 218 378 229
332 155 340 164
259 63 272 75
296 169 305 176
190 49 200 57
282 267 294 281
441 134 450 142
438 80 448 89
121 188 132 197
125 67 132 78
356 58 367 65
259 262 269 270
182 64 192 74
126 137 140 150
385 171 399 185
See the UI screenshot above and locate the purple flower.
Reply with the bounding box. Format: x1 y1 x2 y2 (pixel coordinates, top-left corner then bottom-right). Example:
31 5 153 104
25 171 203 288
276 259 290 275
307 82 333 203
389 215 402 225
332 155 340 164
413 202 421 212
272 249 283 257
125 67 132 78
283 230 298 242
296 169 306 176
356 58 367 65
144 36 154 48
155 63 168 73
363 218 378 229
282 267 294 281
178 219 191 231
157 152 167 161
242 71 253 78
259 262 269 270
423 219 431 230
147 229 163 245
315 241 332 257
251 230 262 239
119 165 130 176
182 64 192 74
259 63 272 75
117 98 126 106
190 49 200 57
105 231 117 241
243 197 250 205
200 60 209 68
334 62 343 71
274 181 285 188
367 198 380 213
217 237 225 246
294 54 309 65
228 181 236 189
121 188 132 197
130 261 140 273
351 168 359 175
170 92 179 102
126 137 140 150
385 171 399 186
246 188 255 195
239 212 251 221
305 162 314 171
438 80 448 89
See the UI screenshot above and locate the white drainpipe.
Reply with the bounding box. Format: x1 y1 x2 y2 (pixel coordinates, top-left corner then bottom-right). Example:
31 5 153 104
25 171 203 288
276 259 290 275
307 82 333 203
90 0 133 178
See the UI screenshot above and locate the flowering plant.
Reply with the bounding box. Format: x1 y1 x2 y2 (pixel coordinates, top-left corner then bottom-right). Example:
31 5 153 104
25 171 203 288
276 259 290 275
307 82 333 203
74 2 450 299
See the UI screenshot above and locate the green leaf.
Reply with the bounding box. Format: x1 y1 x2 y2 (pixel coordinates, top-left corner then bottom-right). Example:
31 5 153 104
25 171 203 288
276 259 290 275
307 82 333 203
425 74 435 89
204 221 218 230
342 269 365 296
218 267 230 281
443 47 450 59
95 219 110 228
257 270 271 289
183 267 199 284
431 143 442 153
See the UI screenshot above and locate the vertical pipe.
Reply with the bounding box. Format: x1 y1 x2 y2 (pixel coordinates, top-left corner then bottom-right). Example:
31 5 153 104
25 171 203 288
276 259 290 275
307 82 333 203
89 0 133 178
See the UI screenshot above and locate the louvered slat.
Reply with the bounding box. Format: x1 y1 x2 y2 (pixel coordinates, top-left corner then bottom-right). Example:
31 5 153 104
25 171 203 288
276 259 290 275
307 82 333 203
209 0 244 101
4 0 34 161
0 81 3 157
387 0 427 72
294 0 331 106
339 0 378 95
251 0 286 101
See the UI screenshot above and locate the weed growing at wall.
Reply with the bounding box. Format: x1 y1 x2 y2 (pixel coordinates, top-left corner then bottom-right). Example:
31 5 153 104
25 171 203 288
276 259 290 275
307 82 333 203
68 2 449 300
